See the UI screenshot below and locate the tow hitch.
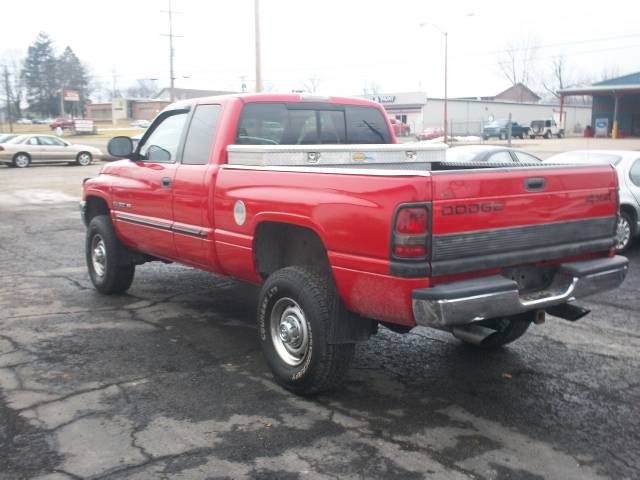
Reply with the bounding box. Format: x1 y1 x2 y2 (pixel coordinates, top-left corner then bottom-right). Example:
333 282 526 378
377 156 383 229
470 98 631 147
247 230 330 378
545 303 591 322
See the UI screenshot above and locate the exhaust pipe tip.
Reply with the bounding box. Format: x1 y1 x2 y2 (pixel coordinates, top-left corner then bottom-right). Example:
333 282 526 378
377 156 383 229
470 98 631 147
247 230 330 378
533 310 546 325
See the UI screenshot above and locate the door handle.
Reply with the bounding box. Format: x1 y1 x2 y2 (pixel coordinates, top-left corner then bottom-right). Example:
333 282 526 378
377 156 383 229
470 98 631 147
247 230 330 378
524 177 546 191
161 177 172 188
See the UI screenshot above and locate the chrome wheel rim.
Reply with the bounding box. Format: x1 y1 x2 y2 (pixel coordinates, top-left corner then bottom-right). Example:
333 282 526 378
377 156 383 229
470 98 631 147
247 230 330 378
91 234 107 277
616 217 631 251
78 153 91 165
15 155 29 167
270 297 310 366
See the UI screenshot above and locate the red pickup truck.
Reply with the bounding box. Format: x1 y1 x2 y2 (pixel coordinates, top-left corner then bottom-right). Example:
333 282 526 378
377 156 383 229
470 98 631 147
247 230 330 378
82 93 628 395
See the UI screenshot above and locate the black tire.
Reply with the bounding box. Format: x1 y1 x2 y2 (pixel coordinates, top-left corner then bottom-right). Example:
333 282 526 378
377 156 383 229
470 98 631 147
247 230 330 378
86 215 135 294
76 152 92 166
544 130 552 139
499 132 506 140
460 311 533 349
616 210 634 253
258 266 355 395
482 135 489 141
529 135 535 139
12 153 31 168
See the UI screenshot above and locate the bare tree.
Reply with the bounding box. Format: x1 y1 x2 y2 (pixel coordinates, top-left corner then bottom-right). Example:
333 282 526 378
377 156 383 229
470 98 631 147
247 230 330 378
362 81 382 96
1 53 25 120
301 77 321 94
542 55 567 99
498 36 538 87
599 65 621 82
126 78 158 99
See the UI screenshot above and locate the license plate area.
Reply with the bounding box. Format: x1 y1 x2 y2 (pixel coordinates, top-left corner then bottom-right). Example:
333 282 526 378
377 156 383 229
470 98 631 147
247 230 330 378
502 265 557 293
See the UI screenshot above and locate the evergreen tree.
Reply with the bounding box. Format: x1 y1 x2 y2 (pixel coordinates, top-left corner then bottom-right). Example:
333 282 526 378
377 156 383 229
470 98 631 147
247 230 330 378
58 46 90 117
22 32 58 116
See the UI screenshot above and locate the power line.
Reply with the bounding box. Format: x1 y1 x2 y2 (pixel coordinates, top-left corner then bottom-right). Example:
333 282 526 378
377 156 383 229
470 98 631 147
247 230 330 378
88 32 640 81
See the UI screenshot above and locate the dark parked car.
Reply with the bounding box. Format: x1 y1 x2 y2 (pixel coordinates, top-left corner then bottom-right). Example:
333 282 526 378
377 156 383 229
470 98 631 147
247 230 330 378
446 145 542 164
482 120 530 140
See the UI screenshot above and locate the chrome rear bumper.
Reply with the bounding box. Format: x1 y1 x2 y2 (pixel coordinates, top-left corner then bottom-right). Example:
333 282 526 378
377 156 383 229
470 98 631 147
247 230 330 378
412 256 628 328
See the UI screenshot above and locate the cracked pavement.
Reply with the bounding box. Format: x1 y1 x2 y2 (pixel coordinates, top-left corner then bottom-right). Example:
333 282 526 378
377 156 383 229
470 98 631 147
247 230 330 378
0 164 639 479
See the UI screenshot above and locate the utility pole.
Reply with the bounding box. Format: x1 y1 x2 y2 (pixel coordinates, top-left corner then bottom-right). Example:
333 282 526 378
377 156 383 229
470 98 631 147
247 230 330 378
443 31 448 144
254 0 262 93
60 87 65 118
162 0 182 102
3 66 13 133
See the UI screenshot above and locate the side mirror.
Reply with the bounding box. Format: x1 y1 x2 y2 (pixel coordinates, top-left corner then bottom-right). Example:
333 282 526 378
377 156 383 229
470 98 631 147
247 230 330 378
108 136 134 157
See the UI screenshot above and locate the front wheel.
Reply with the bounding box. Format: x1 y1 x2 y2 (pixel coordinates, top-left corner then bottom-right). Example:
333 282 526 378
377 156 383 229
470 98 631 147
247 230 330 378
86 215 135 294
258 266 355 395
13 153 30 168
76 152 92 166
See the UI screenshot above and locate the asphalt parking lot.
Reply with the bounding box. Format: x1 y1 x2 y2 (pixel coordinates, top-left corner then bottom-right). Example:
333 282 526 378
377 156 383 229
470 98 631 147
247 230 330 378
0 159 639 479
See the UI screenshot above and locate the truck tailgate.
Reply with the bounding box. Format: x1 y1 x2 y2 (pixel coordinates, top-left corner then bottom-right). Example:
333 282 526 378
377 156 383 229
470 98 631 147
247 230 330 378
429 165 618 277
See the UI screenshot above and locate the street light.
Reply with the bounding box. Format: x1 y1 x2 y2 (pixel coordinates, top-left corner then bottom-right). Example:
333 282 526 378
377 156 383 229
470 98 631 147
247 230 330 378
420 13 474 144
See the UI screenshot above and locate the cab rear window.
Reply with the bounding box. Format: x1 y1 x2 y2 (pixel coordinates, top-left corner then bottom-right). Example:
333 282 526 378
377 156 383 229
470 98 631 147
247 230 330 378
235 102 391 145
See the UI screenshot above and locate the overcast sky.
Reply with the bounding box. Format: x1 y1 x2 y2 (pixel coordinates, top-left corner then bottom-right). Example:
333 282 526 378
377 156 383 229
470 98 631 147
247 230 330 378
3 0 640 99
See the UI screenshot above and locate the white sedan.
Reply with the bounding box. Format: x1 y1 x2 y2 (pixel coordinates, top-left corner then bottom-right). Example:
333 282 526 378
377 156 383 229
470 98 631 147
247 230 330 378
0 134 103 168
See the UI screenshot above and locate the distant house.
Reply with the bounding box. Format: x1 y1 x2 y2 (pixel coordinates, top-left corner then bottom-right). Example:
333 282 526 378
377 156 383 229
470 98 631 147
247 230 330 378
154 88 237 101
493 83 541 103
86 87 240 122
452 83 541 104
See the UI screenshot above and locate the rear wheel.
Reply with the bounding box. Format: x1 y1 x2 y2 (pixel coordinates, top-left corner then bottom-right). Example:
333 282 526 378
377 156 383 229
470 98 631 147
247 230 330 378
544 130 552 139
12 153 30 168
456 312 533 349
86 215 135 294
616 211 634 253
258 266 355 395
76 152 92 166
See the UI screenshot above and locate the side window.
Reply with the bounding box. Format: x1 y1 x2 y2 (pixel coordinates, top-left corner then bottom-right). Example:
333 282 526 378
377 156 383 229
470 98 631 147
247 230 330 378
545 120 551 127
28 137 39 145
140 112 188 163
487 151 514 163
182 105 221 165
629 159 640 187
39 137 65 146
514 151 541 163
236 103 287 145
345 106 391 144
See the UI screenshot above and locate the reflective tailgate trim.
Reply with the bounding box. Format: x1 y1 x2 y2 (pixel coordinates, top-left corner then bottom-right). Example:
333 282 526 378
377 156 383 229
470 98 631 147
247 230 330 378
430 216 616 276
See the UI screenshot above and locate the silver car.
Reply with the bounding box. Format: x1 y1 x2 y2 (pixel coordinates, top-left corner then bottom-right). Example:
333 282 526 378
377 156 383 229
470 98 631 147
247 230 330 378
0 134 103 168
545 150 640 252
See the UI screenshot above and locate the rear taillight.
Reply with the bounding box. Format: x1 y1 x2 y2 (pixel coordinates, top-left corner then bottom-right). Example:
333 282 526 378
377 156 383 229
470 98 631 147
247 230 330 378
392 206 429 259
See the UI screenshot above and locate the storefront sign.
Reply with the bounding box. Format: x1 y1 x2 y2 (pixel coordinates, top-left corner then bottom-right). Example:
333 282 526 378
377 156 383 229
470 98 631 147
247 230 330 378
63 89 80 102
